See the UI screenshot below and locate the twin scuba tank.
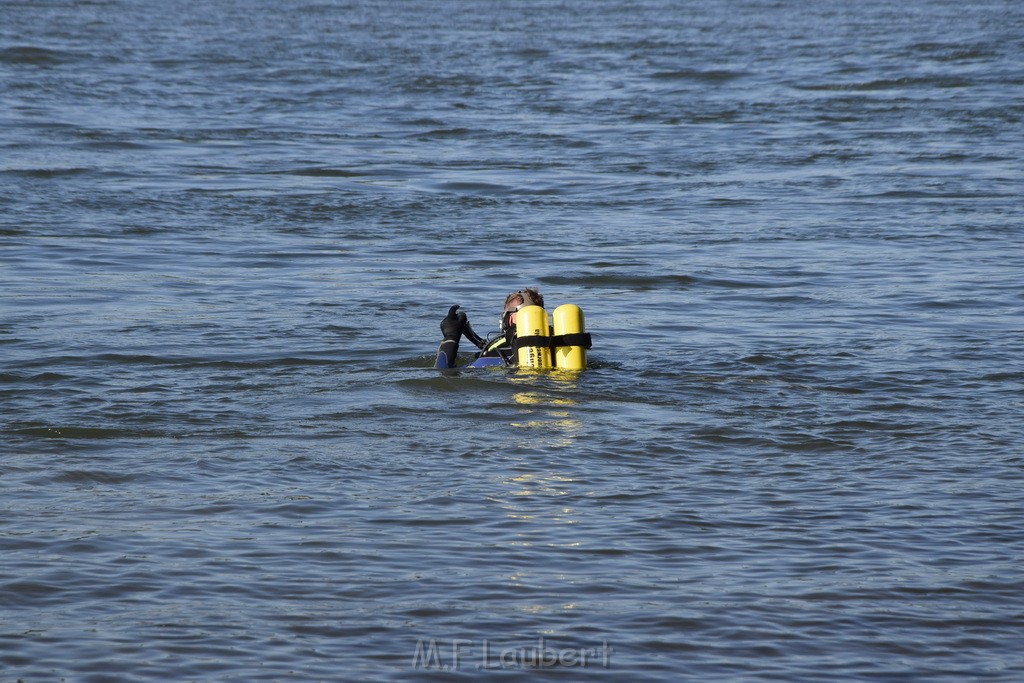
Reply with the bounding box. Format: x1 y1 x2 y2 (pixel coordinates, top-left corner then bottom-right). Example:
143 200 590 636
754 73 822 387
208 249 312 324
512 304 589 370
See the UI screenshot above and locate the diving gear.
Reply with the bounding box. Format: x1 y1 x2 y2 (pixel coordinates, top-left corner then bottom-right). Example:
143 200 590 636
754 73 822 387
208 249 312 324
440 304 465 340
514 305 553 369
552 304 587 370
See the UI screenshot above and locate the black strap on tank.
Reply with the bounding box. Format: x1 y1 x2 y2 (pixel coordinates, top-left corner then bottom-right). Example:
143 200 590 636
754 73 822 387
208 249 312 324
512 332 592 352
551 333 592 349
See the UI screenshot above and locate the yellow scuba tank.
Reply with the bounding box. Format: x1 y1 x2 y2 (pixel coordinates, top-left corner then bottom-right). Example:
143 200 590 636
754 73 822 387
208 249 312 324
552 304 587 370
515 305 553 369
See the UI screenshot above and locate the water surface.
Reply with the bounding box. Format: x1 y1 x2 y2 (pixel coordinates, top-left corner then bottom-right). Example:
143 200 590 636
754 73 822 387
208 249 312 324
2 0 1023 680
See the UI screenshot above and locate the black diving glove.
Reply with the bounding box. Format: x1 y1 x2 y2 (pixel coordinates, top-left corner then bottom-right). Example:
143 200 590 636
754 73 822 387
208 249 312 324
437 304 465 369
440 304 467 341
442 304 484 349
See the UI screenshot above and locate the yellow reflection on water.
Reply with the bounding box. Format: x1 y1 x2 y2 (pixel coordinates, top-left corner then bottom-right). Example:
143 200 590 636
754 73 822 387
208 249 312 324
496 376 591 609
507 472 575 497
516 604 545 614
499 472 581 546
507 388 582 449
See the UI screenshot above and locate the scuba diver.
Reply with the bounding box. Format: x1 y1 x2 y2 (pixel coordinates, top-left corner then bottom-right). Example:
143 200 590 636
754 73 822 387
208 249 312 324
435 288 544 368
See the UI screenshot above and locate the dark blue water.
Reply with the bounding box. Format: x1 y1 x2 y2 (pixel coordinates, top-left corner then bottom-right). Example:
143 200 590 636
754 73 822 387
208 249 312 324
2 0 1023 680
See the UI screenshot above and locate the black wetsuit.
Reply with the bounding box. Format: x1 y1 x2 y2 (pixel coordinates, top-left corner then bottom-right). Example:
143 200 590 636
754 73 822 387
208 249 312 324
436 323 516 368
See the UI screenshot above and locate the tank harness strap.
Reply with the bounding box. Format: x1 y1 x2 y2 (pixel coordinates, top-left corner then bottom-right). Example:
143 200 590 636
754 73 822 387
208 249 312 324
513 332 592 352
483 336 509 355
551 332 592 349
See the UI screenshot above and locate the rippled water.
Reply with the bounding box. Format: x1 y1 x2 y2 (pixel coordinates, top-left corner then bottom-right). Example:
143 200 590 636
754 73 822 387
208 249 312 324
2 0 1023 680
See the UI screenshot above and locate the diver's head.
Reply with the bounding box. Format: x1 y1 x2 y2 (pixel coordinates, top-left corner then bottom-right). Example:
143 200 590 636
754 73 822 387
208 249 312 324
500 288 544 332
